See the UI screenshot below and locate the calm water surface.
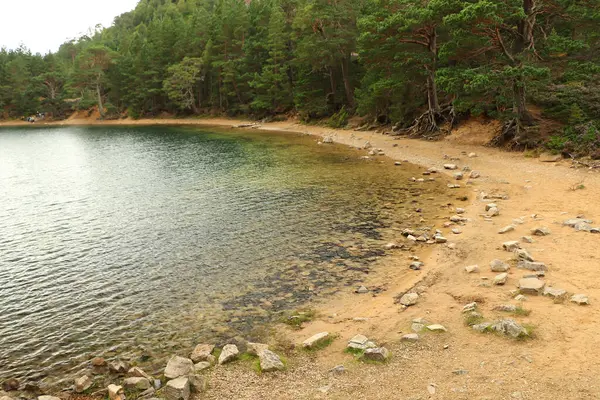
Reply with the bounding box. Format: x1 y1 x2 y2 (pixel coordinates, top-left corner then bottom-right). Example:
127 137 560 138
0 125 449 385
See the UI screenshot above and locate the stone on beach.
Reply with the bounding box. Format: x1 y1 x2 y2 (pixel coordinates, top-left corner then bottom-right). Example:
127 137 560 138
490 259 510 272
498 225 515 234
123 377 151 391
570 294 590 305
490 319 528 338
107 384 125 400
164 377 190 400
259 350 285 372
128 367 152 380
427 324 447 332
517 260 547 271
543 287 567 299
190 344 215 363
502 241 520 251
465 265 479 273
493 273 508 285
218 344 239 365
303 332 330 349
361 347 390 361
519 278 545 295
74 376 93 393
400 293 419 306
164 356 194 379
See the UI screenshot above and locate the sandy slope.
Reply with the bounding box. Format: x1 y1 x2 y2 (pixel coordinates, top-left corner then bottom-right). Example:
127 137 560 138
3 116 600 399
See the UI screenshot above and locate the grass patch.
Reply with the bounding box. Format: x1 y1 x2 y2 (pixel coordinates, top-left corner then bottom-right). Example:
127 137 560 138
281 309 316 330
464 313 485 327
344 347 365 357
513 306 531 316
239 352 258 362
211 347 222 360
520 324 537 340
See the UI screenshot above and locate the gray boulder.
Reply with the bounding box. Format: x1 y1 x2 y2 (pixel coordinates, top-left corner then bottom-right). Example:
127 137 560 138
361 347 390 361
74 375 93 393
490 319 528 338
519 277 545 295
218 344 239 365
190 344 214 363
164 356 194 379
259 350 285 372
400 293 419 306
571 294 590 305
490 259 510 272
164 377 190 400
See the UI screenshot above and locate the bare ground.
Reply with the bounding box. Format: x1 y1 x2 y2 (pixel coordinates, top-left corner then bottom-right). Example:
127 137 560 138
3 116 600 399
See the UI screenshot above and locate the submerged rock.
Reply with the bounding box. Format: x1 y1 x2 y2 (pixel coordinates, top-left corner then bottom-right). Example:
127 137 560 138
74 376 93 393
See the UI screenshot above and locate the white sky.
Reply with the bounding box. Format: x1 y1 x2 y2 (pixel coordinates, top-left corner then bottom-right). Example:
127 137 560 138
0 0 140 54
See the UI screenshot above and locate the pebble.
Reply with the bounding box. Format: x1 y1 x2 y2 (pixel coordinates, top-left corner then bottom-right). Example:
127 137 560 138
493 304 517 312
470 170 480 179
356 286 369 294
330 365 345 375
485 203 498 211
123 377 151 391
570 294 590 305
515 294 527 301
452 369 469 375
465 265 480 273
498 225 515 234
462 302 477 312
487 207 500 217
108 361 129 374
435 235 448 243
107 385 125 400
490 319 528 338
347 334 376 351
514 248 534 262
454 172 464 180
411 323 425 332
409 261 423 270
128 367 152 380
451 228 462 234
74 376 93 393
456 208 466 214
394 162 401 166
517 260 547 271
543 286 567 299
493 273 508 285
193 362 211 373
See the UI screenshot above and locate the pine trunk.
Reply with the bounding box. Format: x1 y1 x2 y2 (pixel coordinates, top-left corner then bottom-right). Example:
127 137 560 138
340 57 354 108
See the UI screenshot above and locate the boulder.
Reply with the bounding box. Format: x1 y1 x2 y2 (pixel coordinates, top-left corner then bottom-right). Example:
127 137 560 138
107 384 125 400
531 227 550 236
188 375 207 393
465 265 479 273
246 342 269 356
193 362 211 373
570 294 590 305
218 344 239 365
490 259 510 272
108 361 129 374
401 333 419 342
164 356 194 379
128 367 152 380
164 377 190 400
490 319 528 338
519 278 545 295
399 293 419 306
190 344 215 363
361 347 390 362
494 273 508 285
74 376 93 393
123 378 151 391
302 332 330 349
498 225 515 234
259 350 285 372
502 241 520 251
514 248 534 262
347 334 376 351
543 287 567 299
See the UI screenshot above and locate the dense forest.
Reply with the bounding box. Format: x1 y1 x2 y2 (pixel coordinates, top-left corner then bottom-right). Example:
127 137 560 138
1 0 600 152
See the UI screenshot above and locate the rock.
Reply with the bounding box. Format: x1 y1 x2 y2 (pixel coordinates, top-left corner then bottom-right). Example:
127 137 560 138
411 323 425 332
91 357 107 367
454 172 464 180
427 383 437 395
302 332 330 349
456 208 466 214
401 333 419 342
472 322 492 332
515 294 527 301
259 350 285 372
218 344 239 365
138 388 155 398
434 235 447 243
74 376 93 393
364 141 372 149
519 278 545 295
487 207 500 217
400 293 419 306
575 222 593 232
498 225 515 234
514 248 534 261
123 378 151 391
246 342 269 356
517 260 547 271
128 367 152 380
407 235 417 242
190 344 215 363
539 153 562 162
490 259 510 272
427 324 447 332
531 227 550 236
329 365 345 375
493 304 517 312
513 217 525 225
490 319 528 338
462 302 477 312
108 361 129 374
356 286 369 294
361 347 390 362
322 135 334 144
470 171 480 179
485 203 498 211
570 294 590 305
188 375 207 393
164 356 194 379
409 261 423 270
564 218 593 227
450 215 467 223
448 184 461 189
347 334 376 351
451 228 462 234
465 264 479 273
493 273 508 285
384 242 400 250
502 241 521 251
164 377 190 400
193 362 211 373
38 397 61 400
394 162 402 166
444 164 458 170
453 369 469 375
107 384 125 400
468 152 477 158
521 236 534 243
2 379 19 392
543 286 567 299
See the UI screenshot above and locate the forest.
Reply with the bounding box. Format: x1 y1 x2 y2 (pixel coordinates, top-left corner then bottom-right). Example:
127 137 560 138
1 0 599 153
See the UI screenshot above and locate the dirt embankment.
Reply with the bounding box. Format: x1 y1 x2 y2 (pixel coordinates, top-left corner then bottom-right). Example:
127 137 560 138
3 115 600 399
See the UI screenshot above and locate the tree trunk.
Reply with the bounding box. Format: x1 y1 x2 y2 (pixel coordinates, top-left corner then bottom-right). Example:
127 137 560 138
510 0 535 123
328 66 336 105
427 28 440 114
96 79 104 118
340 56 354 108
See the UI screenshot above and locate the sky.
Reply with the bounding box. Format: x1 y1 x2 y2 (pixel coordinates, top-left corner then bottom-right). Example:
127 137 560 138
0 0 140 54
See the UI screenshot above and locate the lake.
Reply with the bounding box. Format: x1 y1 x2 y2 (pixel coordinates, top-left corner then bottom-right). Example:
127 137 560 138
0 125 449 386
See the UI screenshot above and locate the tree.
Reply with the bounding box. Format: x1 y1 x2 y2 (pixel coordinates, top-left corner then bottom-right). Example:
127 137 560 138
163 57 204 112
74 45 115 117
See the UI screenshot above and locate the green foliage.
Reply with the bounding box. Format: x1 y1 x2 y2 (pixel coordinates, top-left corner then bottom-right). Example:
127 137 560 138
328 106 349 128
281 308 316 329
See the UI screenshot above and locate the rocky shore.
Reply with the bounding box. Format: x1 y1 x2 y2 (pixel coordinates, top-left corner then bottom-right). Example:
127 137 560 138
2 117 600 399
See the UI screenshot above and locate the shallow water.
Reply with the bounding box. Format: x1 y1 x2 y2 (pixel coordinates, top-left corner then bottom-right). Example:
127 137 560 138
0 125 450 385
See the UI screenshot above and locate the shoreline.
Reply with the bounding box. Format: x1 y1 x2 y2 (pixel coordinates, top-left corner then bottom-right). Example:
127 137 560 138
2 117 600 399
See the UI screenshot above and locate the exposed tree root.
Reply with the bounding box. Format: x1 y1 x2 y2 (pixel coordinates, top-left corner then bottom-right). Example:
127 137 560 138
489 118 538 150
391 104 456 140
